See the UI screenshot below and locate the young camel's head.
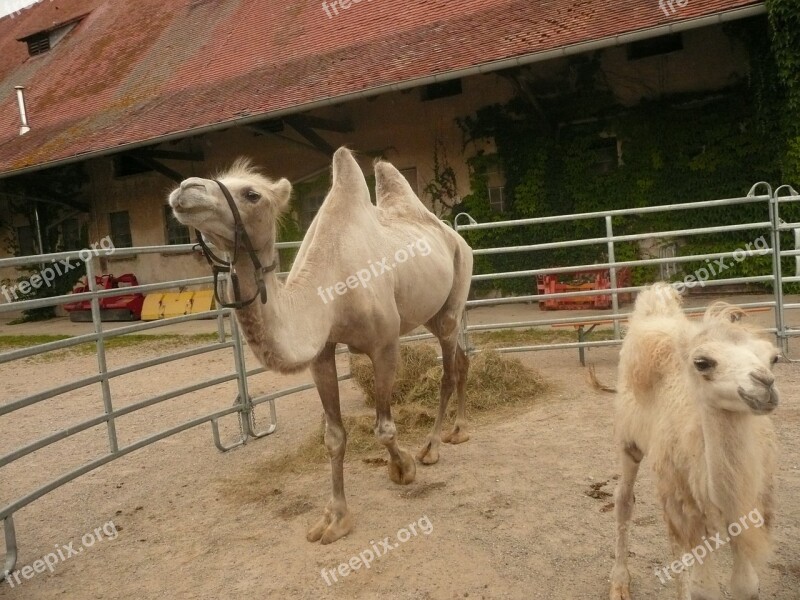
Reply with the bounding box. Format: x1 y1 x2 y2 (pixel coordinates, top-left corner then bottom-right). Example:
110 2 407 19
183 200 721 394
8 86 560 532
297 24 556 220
687 303 780 415
168 159 292 254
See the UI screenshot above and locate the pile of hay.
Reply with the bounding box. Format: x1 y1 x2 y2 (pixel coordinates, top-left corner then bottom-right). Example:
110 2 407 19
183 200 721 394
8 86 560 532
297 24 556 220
350 344 546 412
225 345 547 495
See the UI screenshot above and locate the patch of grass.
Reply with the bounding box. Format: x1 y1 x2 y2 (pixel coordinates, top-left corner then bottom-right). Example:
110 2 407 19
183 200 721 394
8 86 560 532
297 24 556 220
225 346 548 503
0 334 72 348
0 333 224 359
471 326 617 346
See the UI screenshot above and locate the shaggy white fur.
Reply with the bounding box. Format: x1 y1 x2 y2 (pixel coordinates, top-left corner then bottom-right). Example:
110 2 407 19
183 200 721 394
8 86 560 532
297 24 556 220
603 283 779 600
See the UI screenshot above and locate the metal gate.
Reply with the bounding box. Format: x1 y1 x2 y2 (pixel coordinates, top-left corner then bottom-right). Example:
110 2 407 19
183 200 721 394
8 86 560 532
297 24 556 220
452 182 799 362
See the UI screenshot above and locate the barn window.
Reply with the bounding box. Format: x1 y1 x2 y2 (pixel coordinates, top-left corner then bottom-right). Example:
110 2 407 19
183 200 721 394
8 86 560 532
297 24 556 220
16 225 36 255
109 211 132 248
486 163 506 213
164 206 191 245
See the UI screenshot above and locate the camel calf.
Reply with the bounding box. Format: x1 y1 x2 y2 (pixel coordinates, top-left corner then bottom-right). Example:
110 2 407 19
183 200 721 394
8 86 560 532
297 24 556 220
598 284 779 600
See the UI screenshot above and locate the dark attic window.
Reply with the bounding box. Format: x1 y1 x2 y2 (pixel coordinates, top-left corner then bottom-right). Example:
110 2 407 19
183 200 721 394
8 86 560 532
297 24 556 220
25 32 50 56
19 18 84 58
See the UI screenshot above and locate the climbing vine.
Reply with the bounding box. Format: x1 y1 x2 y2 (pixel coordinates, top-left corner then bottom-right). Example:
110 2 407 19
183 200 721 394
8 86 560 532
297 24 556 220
458 16 799 295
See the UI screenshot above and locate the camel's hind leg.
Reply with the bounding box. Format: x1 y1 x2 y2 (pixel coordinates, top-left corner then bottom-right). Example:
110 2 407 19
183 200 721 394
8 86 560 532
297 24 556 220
416 335 458 465
371 341 416 485
610 442 642 600
442 343 469 445
417 302 470 464
307 344 353 544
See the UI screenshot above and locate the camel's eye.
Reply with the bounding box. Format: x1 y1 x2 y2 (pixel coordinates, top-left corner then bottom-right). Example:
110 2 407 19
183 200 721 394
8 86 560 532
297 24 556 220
244 189 261 202
693 357 717 372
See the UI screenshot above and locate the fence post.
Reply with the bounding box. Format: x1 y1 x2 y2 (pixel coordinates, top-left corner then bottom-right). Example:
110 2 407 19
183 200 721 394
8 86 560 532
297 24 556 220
768 186 787 355
86 260 118 454
453 214 474 354
605 216 621 340
1 515 17 582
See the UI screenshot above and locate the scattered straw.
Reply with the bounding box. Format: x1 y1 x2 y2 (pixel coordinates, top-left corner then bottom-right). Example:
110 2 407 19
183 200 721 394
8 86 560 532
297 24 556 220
222 345 547 503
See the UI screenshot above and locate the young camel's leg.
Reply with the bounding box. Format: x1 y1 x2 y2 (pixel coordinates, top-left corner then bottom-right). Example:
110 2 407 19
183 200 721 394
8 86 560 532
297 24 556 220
666 536 692 600
307 344 353 544
610 442 642 600
416 334 457 465
689 548 721 600
442 344 469 444
371 341 416 484
729 539 759 600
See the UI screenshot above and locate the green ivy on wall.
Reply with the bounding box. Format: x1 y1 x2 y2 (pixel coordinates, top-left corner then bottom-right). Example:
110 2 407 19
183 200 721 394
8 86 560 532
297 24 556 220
457 16 799 295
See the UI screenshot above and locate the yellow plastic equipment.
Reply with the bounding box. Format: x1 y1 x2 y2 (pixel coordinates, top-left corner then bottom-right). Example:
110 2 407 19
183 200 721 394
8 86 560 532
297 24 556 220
189 289 215 314
162 291 195 318
140 293 165 321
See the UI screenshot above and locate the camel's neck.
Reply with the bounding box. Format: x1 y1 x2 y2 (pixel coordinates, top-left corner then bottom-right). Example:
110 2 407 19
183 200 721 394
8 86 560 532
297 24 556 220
226 245 333 373
699 407 761 517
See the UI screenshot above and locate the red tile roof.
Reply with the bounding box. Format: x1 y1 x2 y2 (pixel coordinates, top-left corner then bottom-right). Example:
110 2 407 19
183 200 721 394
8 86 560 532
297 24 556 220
0 0 764 177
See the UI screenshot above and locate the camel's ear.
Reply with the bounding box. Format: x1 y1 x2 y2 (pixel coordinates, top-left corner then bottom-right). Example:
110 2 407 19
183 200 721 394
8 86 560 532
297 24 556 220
272 178 292 214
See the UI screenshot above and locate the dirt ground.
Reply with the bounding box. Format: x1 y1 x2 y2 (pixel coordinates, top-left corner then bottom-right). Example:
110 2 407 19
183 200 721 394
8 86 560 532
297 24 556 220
1 301 799 600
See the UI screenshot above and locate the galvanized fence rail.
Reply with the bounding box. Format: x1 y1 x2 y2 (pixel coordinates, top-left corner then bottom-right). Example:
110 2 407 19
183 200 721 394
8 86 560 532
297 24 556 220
1 183 797 579
0 242 301 580
453 182 797 360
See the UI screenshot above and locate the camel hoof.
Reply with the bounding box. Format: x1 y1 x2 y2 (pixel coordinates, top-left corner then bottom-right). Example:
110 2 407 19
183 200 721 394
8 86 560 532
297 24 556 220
442 425 469 444
389 449 416 484
416 440 440 465
609 582 632 600
307 509 353 544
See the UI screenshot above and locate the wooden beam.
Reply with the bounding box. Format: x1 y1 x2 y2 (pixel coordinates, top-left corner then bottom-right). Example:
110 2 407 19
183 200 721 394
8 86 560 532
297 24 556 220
284 116 335 157
127 153 186 184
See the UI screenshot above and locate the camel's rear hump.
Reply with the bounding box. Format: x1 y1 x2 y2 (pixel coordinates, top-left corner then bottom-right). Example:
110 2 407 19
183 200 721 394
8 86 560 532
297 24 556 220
631 282 684 322
374 159 435 221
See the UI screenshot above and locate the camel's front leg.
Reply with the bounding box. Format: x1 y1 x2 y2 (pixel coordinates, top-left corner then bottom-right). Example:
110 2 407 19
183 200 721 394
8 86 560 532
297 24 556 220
689 547 721 600
729 539 759 600
307 344 353 544
371 342 415 484
610 442 642 600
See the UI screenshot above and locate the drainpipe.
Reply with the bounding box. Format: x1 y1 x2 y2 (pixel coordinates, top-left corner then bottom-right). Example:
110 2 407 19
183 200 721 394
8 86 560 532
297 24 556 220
14 86 30 135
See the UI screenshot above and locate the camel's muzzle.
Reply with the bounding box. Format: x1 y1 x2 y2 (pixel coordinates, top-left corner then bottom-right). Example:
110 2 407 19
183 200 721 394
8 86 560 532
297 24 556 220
195 180 277 310
737 386 779 415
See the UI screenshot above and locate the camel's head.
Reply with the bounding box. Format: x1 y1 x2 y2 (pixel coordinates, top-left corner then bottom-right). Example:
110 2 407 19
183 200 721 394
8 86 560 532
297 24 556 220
687 303 780 415
168 159 291 254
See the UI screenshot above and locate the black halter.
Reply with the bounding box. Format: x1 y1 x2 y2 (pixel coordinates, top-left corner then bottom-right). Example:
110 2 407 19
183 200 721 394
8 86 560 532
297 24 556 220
194 180 277 309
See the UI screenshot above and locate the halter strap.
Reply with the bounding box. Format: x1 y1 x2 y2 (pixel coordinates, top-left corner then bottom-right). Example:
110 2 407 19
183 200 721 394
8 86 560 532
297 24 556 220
193 180 277 309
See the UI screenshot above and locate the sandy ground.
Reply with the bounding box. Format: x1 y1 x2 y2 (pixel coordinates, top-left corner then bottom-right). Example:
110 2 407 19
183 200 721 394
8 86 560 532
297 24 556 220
1 299 799 600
